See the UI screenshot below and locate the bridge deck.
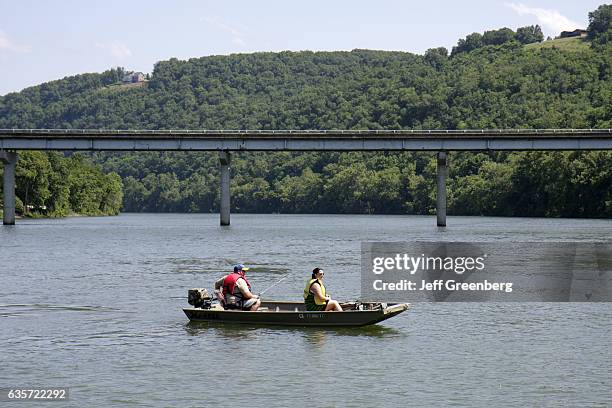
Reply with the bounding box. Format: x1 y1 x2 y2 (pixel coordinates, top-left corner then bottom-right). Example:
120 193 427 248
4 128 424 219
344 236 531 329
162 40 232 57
1 129 612 151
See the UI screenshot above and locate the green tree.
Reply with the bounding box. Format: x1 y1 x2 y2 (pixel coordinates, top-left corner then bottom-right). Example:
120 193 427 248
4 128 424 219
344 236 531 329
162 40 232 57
15 151 52 214
452 32 484 55
424 47 449 70
276 168 323 213
483 28 516 45
46 152 71 216
588 4 612 44
100 172 123 215
516 25 544 44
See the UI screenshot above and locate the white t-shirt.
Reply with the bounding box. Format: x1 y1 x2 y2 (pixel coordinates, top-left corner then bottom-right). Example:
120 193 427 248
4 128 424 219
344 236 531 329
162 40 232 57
234 278 249 295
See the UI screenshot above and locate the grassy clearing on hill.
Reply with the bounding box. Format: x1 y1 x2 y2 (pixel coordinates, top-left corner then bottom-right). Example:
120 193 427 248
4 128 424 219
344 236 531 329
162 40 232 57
97 81 147 95
525 37 591 52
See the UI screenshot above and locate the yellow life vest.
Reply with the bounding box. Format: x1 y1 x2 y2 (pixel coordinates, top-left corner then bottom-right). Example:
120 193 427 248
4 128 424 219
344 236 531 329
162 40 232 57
303 278 327 306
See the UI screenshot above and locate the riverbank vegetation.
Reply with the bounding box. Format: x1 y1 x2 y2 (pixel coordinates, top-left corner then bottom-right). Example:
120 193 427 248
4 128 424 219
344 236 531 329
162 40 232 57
0 152 123 217
0 5 610 218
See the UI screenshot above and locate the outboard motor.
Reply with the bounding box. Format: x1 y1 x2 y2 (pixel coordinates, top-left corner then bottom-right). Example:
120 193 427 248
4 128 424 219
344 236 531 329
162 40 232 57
188 288 212 309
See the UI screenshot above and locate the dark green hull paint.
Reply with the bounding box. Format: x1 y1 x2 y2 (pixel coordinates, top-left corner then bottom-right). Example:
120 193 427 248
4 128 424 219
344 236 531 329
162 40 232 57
183 301 409 327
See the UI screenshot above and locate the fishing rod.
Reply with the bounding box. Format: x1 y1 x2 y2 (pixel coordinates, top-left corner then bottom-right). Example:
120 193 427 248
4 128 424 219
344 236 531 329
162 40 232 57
258 272 293 297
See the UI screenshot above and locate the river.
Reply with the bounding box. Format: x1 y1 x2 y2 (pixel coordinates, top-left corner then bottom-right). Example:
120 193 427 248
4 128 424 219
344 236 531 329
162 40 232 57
1 214 610 407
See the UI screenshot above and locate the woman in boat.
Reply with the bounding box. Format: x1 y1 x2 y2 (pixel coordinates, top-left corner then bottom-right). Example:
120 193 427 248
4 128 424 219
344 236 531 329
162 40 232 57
303 267 342 311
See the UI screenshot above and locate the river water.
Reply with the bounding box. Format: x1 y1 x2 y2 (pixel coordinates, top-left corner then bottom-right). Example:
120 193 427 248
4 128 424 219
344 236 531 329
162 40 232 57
0 214 610 407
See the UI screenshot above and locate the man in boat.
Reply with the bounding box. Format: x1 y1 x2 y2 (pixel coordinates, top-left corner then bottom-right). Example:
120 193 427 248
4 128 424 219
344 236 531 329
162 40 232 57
303 267 343 311
214 264 261 311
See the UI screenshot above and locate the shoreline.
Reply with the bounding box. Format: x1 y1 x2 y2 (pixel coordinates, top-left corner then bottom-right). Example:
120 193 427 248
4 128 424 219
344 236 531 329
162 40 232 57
4 211 612 221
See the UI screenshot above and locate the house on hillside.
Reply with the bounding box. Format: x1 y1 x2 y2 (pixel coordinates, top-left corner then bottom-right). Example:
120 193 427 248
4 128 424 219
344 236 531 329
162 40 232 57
122 72 145 83
559 29 588 39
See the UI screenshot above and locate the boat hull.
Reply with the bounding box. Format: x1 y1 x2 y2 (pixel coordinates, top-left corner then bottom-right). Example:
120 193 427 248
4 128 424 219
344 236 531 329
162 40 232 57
183 301 409 327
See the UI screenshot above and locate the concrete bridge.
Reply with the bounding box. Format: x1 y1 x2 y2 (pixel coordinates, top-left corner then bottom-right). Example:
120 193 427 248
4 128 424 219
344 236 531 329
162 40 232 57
2 128 612 226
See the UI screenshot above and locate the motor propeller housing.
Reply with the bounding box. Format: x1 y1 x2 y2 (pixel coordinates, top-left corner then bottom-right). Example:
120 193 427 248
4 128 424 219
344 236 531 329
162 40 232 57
187 288 212 309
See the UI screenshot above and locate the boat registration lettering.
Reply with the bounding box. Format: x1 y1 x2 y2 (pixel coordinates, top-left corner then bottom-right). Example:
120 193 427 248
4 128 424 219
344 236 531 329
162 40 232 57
197 312 219 320
299 313 324 319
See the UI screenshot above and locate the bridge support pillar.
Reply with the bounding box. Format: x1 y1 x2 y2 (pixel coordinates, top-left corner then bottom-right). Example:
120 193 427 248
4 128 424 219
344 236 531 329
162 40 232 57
219 151 231 226
1 151 18 226
436 151 447 227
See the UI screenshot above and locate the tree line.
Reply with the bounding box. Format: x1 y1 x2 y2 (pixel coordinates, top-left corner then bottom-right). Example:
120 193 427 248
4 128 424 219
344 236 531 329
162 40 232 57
0 5 610 218
452 25 544 55
91 149 610 218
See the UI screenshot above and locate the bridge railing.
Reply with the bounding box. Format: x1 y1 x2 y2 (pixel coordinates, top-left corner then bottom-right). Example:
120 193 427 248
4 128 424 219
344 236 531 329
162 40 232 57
2 128 612 138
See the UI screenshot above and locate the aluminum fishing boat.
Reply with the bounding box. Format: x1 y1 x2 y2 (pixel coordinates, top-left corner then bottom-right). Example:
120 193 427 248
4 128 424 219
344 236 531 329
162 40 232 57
183 299 409 327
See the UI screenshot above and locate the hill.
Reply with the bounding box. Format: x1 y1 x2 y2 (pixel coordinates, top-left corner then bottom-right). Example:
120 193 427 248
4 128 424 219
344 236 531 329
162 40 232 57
1 13 611 218
2 44 610 130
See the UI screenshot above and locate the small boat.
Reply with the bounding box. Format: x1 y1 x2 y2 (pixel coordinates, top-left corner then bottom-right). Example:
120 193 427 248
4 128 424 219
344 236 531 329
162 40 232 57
183 290 409 327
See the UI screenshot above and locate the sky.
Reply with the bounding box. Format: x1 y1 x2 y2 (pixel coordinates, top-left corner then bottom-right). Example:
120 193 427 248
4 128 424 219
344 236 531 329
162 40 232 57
0 0 605 95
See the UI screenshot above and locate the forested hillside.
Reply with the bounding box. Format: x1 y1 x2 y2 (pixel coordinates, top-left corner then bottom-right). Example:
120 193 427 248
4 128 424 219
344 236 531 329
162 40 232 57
1 5 611 218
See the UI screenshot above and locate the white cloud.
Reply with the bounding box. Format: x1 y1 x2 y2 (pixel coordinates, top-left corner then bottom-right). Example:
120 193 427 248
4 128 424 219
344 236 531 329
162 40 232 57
0 30 30 53
202 16 246 47
505 3 582 35
96 41 132 59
